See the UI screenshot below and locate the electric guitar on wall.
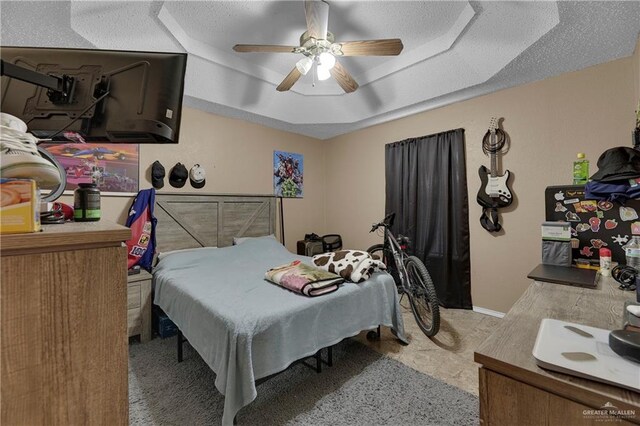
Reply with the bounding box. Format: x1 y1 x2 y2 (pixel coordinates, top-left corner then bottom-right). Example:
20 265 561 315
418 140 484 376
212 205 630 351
477 117 512 207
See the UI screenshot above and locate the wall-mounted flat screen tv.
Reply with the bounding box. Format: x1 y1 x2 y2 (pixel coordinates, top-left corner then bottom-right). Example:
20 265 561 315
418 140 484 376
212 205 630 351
1 47 187 144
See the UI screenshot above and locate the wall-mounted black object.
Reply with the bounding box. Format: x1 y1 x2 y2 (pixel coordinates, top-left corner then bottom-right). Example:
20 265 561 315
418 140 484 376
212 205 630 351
1 60 76 105
1 47 187 144
544 185 640 264
477 117 513 232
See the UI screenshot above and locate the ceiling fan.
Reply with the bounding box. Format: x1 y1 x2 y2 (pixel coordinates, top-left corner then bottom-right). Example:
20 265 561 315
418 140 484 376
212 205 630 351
232 0 403 93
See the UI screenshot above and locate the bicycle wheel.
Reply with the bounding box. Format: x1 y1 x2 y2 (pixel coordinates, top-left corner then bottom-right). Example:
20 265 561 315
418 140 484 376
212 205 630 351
367 244 385 262
368 244 401 285
404 256 440 337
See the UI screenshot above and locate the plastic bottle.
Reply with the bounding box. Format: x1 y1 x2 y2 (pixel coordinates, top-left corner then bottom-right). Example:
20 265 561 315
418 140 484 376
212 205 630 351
573 153 589 185
73 183 101 222
623 236 640 270
599 247 612 277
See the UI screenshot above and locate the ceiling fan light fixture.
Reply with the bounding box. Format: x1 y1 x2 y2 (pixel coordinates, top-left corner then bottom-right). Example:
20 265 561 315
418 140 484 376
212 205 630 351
318 52 336 70
317 63 331 81
295 56 313 75
233 1 402 93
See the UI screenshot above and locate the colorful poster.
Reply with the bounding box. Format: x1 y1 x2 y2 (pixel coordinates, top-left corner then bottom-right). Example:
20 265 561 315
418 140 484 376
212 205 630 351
41 143 139 195
273 151 303 198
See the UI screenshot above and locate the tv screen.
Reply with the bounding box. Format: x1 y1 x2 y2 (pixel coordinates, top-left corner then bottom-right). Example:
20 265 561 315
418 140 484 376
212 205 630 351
1 47 187 144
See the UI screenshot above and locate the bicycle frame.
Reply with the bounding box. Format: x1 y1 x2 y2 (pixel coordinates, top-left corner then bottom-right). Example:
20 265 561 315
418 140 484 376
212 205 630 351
382 226 410 294
369 213 441 337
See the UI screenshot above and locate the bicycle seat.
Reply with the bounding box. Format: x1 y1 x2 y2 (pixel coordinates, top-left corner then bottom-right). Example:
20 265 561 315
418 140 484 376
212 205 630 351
384 212 396 227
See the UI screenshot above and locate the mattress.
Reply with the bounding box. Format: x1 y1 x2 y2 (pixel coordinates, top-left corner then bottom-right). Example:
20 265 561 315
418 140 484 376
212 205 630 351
153 236 406 425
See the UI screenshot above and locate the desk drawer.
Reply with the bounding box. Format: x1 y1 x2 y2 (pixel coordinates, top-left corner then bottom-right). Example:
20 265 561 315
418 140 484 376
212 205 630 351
479 368 636 425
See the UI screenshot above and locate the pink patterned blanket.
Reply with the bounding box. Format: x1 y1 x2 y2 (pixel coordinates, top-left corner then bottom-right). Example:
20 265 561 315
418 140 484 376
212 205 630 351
265 260 344 296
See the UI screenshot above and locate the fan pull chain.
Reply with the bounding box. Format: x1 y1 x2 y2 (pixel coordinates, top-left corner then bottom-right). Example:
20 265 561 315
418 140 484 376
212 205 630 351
312 61 316 87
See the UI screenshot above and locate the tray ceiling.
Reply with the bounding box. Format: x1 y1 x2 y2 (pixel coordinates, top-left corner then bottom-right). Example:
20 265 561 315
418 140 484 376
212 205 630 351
1 1 639 139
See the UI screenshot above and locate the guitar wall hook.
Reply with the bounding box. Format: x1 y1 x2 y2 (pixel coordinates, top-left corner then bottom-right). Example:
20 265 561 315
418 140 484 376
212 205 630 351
477 117 513 232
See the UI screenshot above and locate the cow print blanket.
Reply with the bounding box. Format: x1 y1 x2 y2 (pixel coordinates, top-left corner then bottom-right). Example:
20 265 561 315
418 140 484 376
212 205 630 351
312 250 387 283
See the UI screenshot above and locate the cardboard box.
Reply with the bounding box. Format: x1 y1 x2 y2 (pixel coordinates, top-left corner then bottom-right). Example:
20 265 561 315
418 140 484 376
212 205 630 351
0 179 40 234
153 306 178 339
541 221 571 242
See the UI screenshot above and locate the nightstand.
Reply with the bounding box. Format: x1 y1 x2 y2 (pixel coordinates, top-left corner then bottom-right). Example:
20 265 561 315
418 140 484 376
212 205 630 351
127 269 152 342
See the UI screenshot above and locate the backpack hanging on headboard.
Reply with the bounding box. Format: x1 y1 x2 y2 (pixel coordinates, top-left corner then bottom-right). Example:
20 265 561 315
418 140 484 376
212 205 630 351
477 117 513 232
125 188 157 271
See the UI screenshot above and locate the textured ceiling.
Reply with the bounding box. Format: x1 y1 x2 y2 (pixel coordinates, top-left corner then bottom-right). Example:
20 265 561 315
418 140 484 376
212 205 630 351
159 1 474 95
1 1 639 139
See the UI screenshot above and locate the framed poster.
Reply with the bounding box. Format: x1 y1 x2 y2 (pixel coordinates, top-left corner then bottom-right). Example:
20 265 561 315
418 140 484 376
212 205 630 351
41 143 139 196
273 150 303 198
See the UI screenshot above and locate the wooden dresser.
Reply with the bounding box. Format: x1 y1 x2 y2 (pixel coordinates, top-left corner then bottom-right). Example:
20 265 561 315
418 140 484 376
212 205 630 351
475 278 640 425
1 221 130 425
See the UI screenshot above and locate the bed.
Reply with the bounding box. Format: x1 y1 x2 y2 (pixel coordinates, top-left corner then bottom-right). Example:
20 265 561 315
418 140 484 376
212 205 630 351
151 194 407 425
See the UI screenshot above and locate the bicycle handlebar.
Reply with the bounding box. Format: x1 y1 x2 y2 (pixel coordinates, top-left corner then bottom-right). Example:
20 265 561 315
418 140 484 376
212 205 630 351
369 212 396 233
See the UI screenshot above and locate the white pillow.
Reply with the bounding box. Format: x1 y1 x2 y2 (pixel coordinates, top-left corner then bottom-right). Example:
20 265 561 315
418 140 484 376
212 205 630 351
233 234 277 245
157 247 216 261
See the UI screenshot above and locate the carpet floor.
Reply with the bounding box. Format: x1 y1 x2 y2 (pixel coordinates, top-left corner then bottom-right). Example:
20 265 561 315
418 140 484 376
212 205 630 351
129 337 478 425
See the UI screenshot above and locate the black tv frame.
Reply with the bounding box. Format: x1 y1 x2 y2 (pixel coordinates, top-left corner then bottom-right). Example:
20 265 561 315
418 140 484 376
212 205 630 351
0 47 187 144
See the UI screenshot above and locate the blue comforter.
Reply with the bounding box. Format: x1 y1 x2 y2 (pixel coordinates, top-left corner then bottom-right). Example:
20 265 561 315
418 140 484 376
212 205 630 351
153 236 406 425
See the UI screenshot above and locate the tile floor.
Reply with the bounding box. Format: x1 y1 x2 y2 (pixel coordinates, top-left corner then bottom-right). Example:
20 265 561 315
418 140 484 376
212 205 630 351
356 303 502 396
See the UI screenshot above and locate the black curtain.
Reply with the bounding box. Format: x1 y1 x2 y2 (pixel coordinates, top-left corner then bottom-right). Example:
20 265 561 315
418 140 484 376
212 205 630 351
385 128 471 309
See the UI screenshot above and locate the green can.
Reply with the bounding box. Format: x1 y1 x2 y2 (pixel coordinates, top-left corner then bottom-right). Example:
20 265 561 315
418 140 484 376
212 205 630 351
74 183 101 221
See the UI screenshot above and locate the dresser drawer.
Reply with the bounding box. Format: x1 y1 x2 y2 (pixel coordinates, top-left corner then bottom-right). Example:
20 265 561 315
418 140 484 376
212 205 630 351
126 272 152 343
128 284 141 309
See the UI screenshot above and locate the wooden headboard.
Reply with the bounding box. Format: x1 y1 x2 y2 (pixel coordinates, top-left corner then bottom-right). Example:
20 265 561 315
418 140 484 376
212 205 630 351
154 194 277 253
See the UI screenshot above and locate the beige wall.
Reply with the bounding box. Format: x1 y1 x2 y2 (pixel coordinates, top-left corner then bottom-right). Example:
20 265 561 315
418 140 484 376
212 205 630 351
635 36 640 111
60 107 326 252
323 56 637 313
58 48 638 313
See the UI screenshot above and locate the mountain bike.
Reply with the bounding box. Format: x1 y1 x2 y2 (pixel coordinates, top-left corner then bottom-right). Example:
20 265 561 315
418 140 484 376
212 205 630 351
367 213 440 337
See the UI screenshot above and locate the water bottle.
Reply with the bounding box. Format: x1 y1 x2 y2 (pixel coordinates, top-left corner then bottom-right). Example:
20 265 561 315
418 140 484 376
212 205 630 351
573 153 589 185
599 247 612 277
623 236 640 270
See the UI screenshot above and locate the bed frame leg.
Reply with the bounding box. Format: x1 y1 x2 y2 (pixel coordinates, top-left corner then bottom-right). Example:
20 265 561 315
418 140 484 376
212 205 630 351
366 325 382 341
177 329 184 363
316 350 322 373
328 346 333 367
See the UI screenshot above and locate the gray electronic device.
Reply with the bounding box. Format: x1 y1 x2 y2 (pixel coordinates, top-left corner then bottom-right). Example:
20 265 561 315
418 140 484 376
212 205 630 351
527 264 597 288
609 330 640 364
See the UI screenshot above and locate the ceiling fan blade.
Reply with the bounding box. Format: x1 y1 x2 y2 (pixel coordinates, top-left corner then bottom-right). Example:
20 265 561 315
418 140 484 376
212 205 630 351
330 61 358 93
233 44 297 53
337 39 404 56
276 67 302 92
305 0 329 40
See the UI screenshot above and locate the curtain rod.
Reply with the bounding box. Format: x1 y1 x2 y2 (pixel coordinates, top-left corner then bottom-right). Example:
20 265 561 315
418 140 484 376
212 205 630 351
386 127 465 147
